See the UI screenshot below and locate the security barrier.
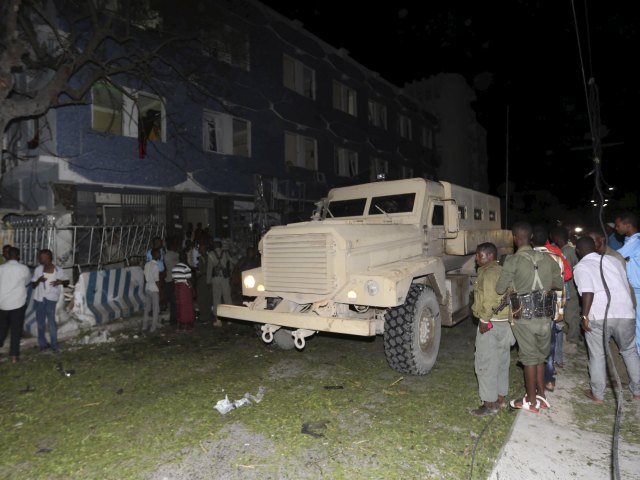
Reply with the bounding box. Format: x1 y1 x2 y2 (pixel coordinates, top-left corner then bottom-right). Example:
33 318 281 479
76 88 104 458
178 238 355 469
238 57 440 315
73 267 145 325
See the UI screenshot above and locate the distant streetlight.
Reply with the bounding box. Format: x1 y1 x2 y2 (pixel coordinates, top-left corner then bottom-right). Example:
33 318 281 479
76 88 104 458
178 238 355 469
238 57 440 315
608 187 614 191
574 227 583 233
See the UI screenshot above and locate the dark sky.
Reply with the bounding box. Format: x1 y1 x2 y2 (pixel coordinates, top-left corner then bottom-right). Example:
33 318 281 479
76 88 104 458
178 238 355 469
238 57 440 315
262 0 639 210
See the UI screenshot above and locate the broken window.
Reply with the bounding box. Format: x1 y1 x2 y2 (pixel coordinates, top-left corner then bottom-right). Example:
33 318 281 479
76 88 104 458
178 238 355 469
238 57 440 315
367 100 387 129
283 55 315 99
284 132 317 170
203 111 251 157
335 147 358 177
92 82 123 135
333 81 357 116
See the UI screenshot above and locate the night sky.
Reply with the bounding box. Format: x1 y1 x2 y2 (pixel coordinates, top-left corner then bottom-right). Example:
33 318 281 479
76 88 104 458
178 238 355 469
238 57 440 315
263 0 639 212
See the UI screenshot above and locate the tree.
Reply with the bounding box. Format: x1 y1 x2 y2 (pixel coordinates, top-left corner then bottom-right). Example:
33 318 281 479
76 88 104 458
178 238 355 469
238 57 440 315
0 0 174 172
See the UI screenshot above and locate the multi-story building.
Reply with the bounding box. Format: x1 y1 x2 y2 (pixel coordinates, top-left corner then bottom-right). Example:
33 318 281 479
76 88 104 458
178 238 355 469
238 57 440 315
1 0 439 247
405 73 489 193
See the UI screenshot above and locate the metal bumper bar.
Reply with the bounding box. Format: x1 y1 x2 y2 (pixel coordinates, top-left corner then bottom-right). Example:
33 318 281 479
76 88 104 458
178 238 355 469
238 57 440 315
216 304 377 337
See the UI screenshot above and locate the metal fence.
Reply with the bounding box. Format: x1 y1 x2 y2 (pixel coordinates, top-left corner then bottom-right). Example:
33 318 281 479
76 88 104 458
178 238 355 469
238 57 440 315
4 217 164 269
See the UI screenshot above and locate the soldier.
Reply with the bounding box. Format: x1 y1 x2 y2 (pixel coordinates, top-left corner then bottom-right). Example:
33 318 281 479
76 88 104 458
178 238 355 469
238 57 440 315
470 242 515 417
496 221 563 413
207 240 234 327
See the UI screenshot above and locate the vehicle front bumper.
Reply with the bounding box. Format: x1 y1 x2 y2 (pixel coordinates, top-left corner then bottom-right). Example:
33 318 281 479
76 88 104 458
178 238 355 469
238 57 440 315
216 304 377 336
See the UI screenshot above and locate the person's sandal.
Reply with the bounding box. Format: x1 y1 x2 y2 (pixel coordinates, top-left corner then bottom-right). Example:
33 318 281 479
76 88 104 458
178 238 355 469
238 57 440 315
509 396 540 413
583 389 604 404
545 382 555 392
470 404 498 417
536 395 551 410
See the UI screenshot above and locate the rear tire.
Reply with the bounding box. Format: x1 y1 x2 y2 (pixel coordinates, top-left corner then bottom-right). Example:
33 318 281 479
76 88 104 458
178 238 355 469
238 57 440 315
383 284 441 375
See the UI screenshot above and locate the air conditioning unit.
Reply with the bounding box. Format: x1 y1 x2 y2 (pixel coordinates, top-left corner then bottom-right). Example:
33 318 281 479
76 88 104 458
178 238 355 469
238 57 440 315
314 171 326 183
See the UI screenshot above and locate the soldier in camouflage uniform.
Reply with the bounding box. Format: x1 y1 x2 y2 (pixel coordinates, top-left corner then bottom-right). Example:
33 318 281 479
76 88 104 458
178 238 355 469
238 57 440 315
470 242 515 417
496 222 563 413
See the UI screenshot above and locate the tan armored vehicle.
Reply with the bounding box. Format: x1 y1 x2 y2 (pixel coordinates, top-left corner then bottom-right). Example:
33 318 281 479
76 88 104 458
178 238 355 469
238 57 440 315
218 178 512 375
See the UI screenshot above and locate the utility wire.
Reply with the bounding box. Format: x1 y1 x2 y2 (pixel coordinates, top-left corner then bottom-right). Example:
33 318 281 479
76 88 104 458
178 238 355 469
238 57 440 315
571 2 622 479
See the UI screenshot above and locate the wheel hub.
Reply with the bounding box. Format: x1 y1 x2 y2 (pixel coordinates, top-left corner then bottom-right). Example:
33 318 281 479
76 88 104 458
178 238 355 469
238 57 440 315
418 307 435 351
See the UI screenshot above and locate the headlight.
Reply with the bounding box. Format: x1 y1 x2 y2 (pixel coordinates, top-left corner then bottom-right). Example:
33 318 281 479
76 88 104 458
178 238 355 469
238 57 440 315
347 290 358 300
257 284 265 292
365 280 379 296
243 275 256 289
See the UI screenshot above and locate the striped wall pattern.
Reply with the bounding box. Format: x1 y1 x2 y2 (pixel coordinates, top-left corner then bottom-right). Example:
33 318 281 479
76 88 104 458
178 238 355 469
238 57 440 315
75 267 145 325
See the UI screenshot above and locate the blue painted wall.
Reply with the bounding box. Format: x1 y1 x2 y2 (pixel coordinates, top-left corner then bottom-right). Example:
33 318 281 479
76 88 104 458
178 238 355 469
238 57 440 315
54 2 438 199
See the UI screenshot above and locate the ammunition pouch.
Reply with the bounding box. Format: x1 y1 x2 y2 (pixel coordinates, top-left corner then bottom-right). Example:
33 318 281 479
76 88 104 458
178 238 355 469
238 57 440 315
509 290 557 320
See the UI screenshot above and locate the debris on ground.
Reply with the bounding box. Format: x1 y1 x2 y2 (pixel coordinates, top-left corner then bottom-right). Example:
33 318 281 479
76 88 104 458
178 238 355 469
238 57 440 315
75 330 115 345
214 386 266 415
19 384 35 394
301 420 329 438
116 388 124 395
55 363 75 377
323 385 344 390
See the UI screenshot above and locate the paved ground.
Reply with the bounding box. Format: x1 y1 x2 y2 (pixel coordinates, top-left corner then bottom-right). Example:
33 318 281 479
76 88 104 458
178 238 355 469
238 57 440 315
490 344 640 479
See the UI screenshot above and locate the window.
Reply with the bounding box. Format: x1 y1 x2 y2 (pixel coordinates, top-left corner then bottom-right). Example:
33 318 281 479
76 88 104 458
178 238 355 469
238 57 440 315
401 165 414 179
92 82 123 135
420 126 434 148
138 93 164 142
283 55 315 99
333 81 357 116
489 211 496 221
91 82 165 141
474 208 483 220
458 205 467 220
203 111 251 157
370 157 389 181
369 193 416 215
398 114 412 140
335 147 358 177
201 26 250 70
431 205 444 225
327 198 367 218
368 100 387 129
285 132 317 170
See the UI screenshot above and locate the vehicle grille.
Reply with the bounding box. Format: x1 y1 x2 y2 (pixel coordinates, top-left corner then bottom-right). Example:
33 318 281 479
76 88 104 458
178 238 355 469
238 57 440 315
263 233 333 294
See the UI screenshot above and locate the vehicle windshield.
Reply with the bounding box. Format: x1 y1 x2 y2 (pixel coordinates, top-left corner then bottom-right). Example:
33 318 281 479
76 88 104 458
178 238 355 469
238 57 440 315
326 198 366 218
369 193 416 215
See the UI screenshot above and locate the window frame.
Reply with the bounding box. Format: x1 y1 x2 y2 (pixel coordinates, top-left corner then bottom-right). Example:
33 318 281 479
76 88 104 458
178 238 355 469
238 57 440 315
284 131 318 170
202 110 252 157
398 114 413 140
334 146 359 177
283 54 316 100
333 80 358 117
367 99 388 129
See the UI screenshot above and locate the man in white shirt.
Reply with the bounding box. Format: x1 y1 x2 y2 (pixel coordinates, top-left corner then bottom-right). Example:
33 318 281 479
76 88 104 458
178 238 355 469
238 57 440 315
573 236 640 403
0 248 32 363
143 249 161 333
31 249 69 353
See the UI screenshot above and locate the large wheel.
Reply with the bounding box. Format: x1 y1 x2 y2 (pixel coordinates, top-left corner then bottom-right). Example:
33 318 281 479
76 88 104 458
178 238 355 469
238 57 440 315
383 284 441 375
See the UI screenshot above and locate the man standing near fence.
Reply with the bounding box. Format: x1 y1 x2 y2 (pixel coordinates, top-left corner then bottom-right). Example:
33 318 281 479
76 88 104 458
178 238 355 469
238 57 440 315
31 249 69 353
143 248 161 333
207 240 234 327
0 248 31 363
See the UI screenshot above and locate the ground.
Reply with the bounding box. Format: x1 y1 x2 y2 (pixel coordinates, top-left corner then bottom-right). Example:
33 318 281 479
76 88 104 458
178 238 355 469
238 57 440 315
2 319 637 479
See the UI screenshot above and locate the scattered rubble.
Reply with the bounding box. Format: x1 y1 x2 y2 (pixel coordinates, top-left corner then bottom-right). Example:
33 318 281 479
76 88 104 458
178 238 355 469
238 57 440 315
214 387 266 415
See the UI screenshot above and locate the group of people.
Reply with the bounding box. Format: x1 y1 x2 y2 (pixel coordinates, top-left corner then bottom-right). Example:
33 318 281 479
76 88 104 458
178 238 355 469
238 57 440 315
141 234 259 333
0 246 69 363
471 213 640 416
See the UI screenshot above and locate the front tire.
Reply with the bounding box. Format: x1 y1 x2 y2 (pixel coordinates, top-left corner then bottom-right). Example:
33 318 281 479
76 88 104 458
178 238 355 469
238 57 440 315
383 284 441 375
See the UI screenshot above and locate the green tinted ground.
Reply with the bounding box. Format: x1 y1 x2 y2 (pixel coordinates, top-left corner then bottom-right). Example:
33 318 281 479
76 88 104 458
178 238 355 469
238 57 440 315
1 320 520 479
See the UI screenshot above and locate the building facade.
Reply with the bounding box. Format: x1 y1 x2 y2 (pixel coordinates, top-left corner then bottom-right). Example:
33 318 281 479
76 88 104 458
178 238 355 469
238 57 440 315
404 73 489 193
1 0 439 248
